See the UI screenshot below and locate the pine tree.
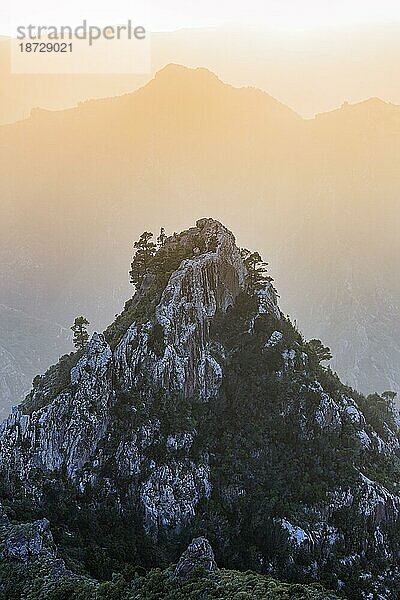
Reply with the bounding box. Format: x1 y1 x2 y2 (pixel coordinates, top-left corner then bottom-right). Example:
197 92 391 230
71 316 90 351
307 339 333 364
157 227 167 249
129 232 157 286
241 248 271 283
382 391 397 403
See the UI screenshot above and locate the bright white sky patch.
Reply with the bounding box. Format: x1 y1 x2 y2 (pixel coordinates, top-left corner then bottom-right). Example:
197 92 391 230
2 0 400 35
148 0 400 31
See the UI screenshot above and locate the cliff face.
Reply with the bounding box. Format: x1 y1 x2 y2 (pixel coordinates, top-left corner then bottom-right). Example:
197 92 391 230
0 219 399 598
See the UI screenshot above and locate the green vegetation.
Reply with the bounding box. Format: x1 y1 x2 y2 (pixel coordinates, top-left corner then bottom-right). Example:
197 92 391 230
20 351 81 415
240 248 273 287
156 227 167 249
0 554 339 600
306 339 333 364
105 228 218 349
129 232 157 287
71 317 90 352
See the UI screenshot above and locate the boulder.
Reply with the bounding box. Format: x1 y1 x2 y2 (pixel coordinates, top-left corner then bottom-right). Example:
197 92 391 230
175 537 217 578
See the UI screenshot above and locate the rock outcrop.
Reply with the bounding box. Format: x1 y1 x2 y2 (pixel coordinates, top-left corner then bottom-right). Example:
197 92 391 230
175 537 218 578
2 518 53 562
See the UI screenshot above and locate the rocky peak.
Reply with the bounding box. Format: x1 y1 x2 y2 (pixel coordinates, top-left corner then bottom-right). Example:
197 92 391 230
115 217 273 401
0 218 278 530
0 219 398 597
153 218 247 398
175 537 218 578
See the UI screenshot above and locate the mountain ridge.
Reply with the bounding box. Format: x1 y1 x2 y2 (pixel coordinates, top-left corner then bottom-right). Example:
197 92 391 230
2 63 399 129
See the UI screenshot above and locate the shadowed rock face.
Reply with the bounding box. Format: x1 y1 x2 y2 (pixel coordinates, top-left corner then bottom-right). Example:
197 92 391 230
2 517 53 562
175 537 218 578
0 507 79 585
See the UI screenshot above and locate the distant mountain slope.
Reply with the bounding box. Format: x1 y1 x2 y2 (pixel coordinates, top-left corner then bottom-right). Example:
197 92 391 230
0 64 399 412
0 306 69 414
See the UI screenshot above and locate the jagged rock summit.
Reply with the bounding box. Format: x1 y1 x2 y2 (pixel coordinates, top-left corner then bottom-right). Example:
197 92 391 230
0 218 399 598
175 537 218 578
114 217 252 402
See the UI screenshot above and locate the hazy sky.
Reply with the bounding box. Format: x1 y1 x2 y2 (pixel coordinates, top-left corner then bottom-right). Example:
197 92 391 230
3 0 400 34
147 0 400 31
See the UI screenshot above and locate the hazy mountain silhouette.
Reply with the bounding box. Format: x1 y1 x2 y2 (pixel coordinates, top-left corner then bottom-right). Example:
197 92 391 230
2 23 400 123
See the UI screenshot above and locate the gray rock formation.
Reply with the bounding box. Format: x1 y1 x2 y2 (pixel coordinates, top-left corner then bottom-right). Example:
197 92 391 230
0 511 85 586
115 218 249 401
0 219 265 535
2 518 53 562
175 537 218 578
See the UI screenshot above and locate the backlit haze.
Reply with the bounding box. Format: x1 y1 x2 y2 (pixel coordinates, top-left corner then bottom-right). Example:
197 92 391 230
1 1 400 120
